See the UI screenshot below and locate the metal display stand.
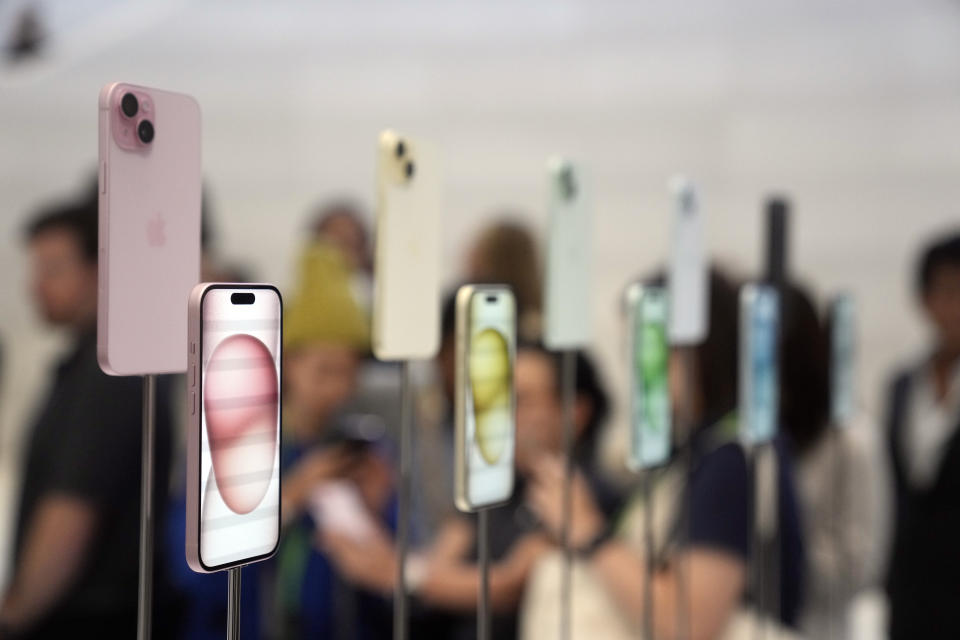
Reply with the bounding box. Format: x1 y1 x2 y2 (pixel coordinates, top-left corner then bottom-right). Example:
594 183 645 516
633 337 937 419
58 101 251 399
641 470 655 640
828 427 846 640
559 350 576 640
477 508 491 640
394 361 413 640
137 374 157 640
227 567 242 640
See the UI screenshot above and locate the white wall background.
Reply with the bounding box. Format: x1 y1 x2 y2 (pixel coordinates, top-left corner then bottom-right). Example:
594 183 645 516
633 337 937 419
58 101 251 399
1 1 959 615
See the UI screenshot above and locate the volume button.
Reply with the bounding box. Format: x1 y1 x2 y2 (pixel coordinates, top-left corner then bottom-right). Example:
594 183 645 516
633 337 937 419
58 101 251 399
100 162 107 194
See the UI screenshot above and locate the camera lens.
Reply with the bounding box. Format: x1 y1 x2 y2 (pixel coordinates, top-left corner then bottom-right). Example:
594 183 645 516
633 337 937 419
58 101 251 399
121 92 139 118
138 120 155 144
395 140 405 157
405 161 415 179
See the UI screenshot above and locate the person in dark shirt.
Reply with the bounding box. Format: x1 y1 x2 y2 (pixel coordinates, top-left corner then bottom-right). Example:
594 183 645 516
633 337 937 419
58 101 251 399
320 342 621 640
0 195 172 638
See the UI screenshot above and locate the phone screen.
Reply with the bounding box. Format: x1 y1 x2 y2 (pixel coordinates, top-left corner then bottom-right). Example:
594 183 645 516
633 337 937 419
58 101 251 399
199 286 281 569
628 286 672 470
739 285 779 446
465 290 516 508
830 294 856 426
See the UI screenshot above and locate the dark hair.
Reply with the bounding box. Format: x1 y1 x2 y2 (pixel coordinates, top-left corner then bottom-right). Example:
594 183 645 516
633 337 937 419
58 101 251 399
517 341 610 465
917 232 960 295
24 194 98 264
779 282 830 454
644 267 741 425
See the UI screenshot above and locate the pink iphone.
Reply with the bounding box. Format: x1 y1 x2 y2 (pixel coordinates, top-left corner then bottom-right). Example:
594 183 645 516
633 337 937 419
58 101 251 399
98 82 201 375
186 283 282 572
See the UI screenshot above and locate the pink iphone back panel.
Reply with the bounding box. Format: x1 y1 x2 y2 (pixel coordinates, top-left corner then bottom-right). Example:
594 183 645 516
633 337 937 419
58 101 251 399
98 82 201 375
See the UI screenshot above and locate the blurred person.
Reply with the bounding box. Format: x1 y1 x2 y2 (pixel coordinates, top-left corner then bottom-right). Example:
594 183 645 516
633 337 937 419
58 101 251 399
884 233 960 640
321 342 620 640
775 283 878 638
310 199 373 313
274 239 397 639
0 195 173 638
521 268 806 640
465 218 542 340
410 290 460 541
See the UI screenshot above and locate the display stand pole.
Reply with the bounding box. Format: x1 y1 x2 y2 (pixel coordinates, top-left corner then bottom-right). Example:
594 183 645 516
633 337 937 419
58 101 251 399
477 508 491 640
559 349 576 640
641 469 655 640
394 361 413 640
227 567 242 640
674 346 696 640
750 443 781 640
137 374 157 640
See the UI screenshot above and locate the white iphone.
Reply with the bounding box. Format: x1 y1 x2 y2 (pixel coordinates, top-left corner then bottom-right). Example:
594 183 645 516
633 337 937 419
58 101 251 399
667 176 707 346
543 156 591 350
98 82 201 375
454 285 516 512
372 130 441 361
625 284 672 471
739 284 780 446
186 283 282 572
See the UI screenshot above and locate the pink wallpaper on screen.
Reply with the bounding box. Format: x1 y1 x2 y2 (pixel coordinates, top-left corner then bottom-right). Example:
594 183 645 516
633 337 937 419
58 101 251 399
200 290 281 567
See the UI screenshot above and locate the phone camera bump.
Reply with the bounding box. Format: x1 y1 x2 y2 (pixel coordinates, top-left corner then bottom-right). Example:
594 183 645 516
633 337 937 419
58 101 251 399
121 92 139 118
395 140 406 157
405 161 415 179
137 120 155 144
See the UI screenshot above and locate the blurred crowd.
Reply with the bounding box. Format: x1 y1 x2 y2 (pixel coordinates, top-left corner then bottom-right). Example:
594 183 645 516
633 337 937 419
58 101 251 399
1 176 959 640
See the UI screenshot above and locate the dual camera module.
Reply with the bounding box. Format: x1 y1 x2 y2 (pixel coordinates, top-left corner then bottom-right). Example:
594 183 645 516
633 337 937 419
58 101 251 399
121 92 155 144
395 139 415 180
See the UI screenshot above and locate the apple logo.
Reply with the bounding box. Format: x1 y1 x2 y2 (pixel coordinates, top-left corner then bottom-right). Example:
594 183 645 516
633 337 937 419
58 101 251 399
147 212 166 247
